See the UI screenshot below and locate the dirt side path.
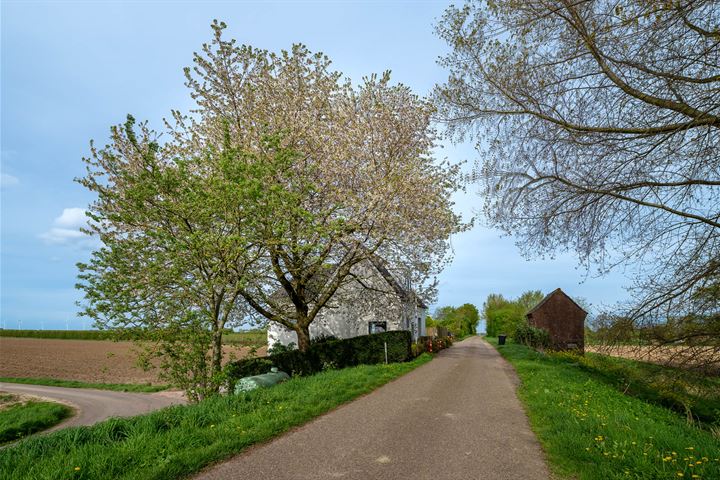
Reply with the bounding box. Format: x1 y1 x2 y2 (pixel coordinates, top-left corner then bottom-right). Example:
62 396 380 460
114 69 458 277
0 383 186 431
195 336 549 480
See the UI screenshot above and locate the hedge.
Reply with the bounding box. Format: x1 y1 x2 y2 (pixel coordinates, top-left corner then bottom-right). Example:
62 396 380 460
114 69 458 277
226 331 412 387
513 322 550 349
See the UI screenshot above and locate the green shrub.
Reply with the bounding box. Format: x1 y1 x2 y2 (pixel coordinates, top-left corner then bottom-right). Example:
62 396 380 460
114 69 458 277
224 357 274 381
267 341 296 356
513 322 550 349
310 334 337 345
226 331 412 387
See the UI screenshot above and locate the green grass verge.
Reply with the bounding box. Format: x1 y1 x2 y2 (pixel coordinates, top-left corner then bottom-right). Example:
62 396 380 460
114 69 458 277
0 397 72 444
0 377 168 393
0 354 431 480
570 351 720 423
486 337 720 480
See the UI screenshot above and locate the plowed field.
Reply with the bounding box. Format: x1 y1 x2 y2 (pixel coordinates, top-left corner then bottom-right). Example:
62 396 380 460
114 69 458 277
0 337 266 384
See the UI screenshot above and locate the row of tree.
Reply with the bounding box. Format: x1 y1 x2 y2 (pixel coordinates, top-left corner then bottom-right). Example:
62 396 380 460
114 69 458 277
429 303 480 337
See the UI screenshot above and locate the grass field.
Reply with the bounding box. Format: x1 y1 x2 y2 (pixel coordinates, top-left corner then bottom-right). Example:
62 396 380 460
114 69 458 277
221 329 267 347
0 394 72 444
0 328 268 346
487 338 720 480
0 329 114 340
0 354 431 480
0 377 168 393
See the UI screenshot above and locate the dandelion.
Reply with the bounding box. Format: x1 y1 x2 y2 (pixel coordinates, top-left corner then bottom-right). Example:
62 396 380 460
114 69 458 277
677 473 684 477
74 467 81 471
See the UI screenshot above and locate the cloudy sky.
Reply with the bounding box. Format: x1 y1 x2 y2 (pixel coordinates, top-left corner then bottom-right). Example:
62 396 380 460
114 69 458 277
1 0 629 331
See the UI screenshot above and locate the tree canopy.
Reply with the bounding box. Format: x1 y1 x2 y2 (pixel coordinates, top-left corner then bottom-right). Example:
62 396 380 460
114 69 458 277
435 1 719 353
482 291 544 337
433 303 480 336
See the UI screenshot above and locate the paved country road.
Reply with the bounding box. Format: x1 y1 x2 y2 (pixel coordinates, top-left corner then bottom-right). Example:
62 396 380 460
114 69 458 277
0 383 186 432
195 336 550 480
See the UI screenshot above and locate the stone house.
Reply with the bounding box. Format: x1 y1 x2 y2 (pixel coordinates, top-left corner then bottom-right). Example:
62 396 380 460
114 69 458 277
526 288 587 352
267 259 427 349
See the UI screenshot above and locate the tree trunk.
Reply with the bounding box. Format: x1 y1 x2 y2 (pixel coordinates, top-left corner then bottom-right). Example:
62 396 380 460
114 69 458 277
211 323 223 391
296 325 311 352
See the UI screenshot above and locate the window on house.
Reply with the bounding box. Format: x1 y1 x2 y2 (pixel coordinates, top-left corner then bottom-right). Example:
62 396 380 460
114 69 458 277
368 321 387 334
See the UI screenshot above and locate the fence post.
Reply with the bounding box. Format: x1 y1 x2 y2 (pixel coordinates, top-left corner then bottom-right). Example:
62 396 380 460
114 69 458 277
384 341 388 364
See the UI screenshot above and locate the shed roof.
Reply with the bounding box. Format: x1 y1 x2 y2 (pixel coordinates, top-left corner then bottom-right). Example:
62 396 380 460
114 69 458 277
526 288 587 316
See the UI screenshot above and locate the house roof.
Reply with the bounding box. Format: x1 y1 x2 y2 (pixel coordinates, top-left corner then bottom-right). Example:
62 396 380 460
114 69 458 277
526 288 587 316
366 254 428 309
269 255 428 310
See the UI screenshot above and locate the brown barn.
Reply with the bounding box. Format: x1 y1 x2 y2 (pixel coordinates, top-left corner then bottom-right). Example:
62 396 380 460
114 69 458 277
526 288 587 352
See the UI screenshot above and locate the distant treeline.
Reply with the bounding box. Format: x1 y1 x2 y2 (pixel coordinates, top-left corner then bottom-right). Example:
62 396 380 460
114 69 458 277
0 329 114 340
0 328 268 346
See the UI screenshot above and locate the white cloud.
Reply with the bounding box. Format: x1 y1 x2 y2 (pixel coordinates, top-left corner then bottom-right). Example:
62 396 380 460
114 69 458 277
40 208 97 248
1 173 19 187
54 207 87 228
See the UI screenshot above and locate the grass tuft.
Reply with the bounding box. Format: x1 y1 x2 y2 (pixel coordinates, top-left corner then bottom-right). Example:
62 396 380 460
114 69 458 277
0 377 168 393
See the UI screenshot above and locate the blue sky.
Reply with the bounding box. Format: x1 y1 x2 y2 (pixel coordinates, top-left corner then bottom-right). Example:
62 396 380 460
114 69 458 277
1 0 629 331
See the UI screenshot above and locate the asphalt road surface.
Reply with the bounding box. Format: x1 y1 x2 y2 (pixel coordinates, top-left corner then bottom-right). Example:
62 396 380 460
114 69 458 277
195 336 550 480
0 383 186 431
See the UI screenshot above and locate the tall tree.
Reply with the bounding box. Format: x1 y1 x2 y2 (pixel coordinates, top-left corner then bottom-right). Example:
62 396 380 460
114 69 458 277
77 118 268 401
168 22 466 351
436 1 719 357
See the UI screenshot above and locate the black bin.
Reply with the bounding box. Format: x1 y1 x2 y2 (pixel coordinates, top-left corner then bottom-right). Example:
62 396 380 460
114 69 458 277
498 334 507 345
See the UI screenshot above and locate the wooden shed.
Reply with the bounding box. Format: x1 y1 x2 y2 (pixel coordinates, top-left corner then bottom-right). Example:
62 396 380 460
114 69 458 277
526 288 587 352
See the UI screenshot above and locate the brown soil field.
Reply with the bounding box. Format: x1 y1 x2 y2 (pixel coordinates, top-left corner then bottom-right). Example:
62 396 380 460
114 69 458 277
0 337 267 385
587 345 720 373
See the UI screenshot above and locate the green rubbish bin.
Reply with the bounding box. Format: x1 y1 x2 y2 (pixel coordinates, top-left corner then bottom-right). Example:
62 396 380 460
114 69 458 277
498 334 507 345
234 367 290 394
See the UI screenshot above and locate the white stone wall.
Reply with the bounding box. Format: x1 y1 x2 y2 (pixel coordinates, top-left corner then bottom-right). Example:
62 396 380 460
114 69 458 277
266 262 426 349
